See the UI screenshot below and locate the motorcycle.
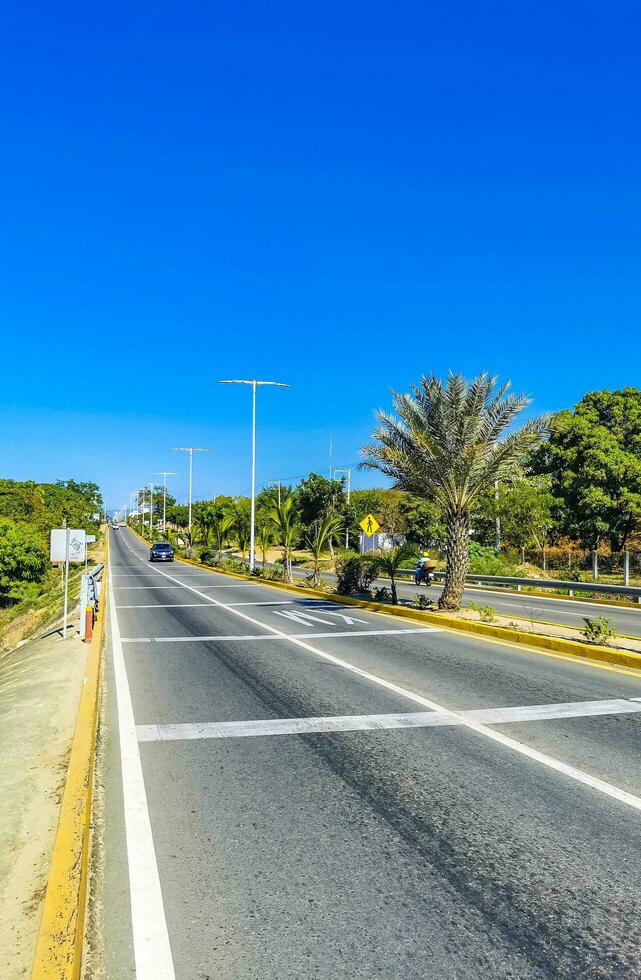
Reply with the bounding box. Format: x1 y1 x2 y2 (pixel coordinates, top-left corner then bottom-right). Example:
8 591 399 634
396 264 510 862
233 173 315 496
415 565 436 586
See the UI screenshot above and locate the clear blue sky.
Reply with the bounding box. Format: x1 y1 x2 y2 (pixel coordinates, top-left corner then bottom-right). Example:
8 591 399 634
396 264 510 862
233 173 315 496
0 1 639 509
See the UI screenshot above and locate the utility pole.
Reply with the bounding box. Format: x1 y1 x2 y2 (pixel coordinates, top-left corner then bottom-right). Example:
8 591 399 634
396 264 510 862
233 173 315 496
333 467 351 548
219 379 289 572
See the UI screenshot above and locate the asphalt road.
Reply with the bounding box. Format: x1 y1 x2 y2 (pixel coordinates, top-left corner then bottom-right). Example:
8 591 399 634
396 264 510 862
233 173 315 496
91 527 641 979
283 564 641 638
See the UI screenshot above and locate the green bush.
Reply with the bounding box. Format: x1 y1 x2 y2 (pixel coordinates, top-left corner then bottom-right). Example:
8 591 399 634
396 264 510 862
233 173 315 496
411 593 431 610
335 554 379 595
582 616 616 645
467 542 517 577
199 548 217 566
469 601 497 623
0 521 48 598
372 586 391 602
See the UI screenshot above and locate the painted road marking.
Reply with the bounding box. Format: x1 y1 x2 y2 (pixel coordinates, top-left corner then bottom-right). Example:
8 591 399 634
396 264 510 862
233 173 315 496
112 584 251 590
108 563 175 977
137 698 641 742
274 608 337 626
116 603 223 609
120 627 437 643
127 542 641 813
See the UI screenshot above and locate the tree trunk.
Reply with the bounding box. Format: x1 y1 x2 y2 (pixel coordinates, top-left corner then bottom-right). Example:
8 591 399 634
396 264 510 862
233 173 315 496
390 576 398 605
439 511 470 610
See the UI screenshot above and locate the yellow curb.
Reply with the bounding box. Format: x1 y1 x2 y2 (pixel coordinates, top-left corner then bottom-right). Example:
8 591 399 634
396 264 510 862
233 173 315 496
126 526 641 673
31 528 109 980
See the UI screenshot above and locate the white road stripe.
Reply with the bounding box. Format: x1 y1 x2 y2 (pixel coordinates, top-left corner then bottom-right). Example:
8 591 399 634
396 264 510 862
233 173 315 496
108 562 175 977
116 603 221 609
126 534 641 813
112 584 250 590
120 627 437 643
137 698 641 742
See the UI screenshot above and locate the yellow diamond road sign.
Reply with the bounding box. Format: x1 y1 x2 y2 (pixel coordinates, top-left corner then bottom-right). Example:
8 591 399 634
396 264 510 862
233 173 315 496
359 513 380 536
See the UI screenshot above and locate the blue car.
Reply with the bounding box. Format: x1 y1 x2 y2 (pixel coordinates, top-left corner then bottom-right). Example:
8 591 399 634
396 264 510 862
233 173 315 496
149 542 174 562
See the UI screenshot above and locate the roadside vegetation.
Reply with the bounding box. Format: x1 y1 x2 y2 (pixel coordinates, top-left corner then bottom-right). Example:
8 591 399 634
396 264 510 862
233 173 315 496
0 480 103 649
129 381 641 616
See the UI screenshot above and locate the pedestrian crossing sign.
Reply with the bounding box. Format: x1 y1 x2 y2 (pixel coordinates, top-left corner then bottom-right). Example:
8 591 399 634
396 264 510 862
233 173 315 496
359 513 380 536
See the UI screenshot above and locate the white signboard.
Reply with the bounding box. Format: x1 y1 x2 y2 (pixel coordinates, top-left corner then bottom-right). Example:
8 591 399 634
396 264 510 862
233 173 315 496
50 529 87 563
86 535 96 544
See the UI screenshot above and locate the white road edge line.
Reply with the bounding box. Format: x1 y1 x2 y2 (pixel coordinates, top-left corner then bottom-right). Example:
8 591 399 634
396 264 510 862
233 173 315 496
137 698 641 742
108 562 176 977
127 532 641 813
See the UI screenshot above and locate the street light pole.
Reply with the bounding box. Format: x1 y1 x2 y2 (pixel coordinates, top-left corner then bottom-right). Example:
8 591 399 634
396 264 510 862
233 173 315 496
153 472 177 531
149 483 154 537
219 379 290 572
171 448 211 540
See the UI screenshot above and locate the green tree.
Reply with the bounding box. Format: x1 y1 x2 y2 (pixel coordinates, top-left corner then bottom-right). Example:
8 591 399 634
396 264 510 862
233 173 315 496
295 473 346 527
375 543 416 604
257 523 273 567
232 498 251 557
361 372 546 609
0 521 48 598
531 388 641 551
305 513 343 587
399 495 445 549
474 476 558 551
212 513 234 557
266 496 301 582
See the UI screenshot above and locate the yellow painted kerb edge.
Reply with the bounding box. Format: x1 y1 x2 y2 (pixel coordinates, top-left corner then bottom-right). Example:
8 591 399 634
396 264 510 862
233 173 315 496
30 528 109 980
128 525 641 673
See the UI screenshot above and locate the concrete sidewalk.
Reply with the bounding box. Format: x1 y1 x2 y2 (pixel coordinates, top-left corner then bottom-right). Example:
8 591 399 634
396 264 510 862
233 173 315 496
0 630 87 978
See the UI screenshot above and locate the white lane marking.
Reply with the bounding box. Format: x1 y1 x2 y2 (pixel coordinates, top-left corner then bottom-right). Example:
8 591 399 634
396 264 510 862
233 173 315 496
226 600 295 606
120 627 436 643
116 603 221 609
122 634 274 644
126 536 641 812
108 562 175 977
112 584 251 590
137 698 641 742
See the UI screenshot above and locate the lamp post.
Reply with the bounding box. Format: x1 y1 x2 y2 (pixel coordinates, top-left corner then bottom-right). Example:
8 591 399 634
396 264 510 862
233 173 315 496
148 483 155 537
137 488 146 530
171 448 210 539
333 467 351 548
219 379 289 571
153 472 177 531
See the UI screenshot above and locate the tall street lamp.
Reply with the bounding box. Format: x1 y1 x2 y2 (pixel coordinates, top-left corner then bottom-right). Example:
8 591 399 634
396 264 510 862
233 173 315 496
171 448 211 535
219 379 290 571
153 471 177 531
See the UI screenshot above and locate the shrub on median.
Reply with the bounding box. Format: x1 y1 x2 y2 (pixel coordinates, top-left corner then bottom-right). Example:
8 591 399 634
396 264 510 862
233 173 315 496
582 616 616 645
335 553 379 595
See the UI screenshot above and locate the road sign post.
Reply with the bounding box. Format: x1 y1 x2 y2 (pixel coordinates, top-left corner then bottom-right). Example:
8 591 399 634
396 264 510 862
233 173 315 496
50 528 87 637
358 513 380 552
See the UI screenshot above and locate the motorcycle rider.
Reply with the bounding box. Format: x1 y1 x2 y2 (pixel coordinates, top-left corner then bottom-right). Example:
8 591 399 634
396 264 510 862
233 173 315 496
415 552 432 585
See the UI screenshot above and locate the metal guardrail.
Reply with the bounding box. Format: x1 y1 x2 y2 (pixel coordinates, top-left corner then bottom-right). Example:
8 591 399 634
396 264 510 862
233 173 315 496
80 563 104 617
395 567 641 601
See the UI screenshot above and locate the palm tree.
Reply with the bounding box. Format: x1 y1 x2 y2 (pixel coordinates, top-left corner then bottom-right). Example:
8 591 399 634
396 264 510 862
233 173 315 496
212 513 234 559
376 543 416 604
306 513 343 587
236 524 250 559
266 496 301 582
360 372 547 610
258 523 273 568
